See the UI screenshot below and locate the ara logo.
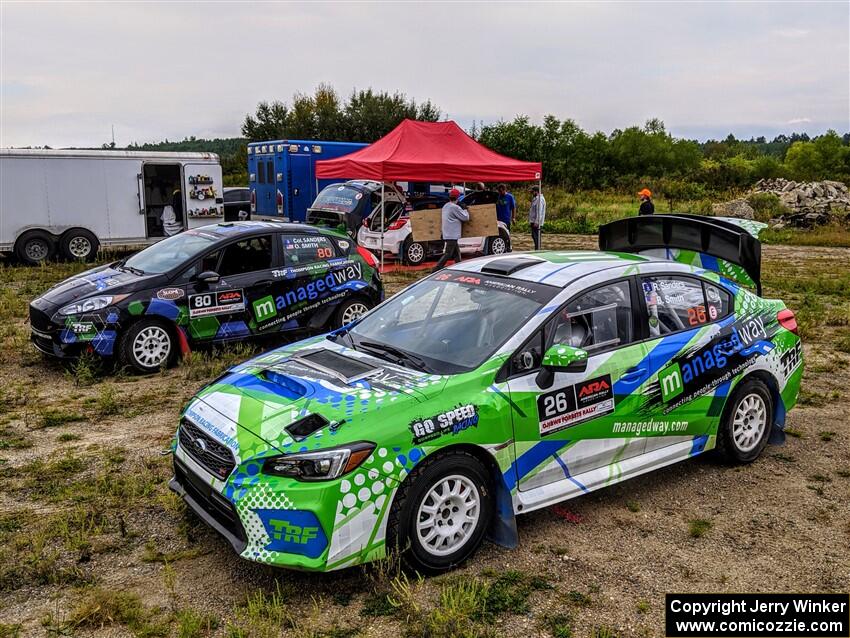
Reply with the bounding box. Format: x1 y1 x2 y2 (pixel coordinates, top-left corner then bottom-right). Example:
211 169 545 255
659 363 684 402
253 295 277 323
578 378 610 399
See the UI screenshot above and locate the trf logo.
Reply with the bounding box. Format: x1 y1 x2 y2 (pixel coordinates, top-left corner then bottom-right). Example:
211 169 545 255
253 295 277 323
269 519 318 545
659 363 684 402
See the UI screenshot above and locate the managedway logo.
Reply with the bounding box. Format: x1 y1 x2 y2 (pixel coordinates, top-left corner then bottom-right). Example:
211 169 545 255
253 295 277 323
659 362 683 402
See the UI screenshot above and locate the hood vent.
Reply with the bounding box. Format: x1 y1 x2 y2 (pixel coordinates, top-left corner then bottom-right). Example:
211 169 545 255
286 414 330 441
481 256 545 276
294 349 378 383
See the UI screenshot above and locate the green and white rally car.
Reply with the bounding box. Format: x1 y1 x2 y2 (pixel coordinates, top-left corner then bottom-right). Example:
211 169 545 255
169 215 803 573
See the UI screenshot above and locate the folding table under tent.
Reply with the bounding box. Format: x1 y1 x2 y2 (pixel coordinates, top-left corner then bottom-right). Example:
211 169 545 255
314 119 542 269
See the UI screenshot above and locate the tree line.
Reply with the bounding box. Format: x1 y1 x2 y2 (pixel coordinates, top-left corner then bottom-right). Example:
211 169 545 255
123 85 849 191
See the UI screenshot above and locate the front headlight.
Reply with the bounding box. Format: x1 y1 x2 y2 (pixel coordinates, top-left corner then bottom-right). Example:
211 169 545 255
58 294 128 316
262 441 375 482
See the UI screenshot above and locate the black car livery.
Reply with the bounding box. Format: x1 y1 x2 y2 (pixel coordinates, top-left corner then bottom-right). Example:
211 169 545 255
29 221 382 372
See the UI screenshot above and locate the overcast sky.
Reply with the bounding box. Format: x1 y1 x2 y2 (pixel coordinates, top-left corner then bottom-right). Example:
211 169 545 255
1 1 848 148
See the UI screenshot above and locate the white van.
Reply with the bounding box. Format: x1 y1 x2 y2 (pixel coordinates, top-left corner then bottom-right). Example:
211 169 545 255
0 149 224 264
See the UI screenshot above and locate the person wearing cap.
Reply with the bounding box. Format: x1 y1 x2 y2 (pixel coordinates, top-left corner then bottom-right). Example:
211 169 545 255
638 188 655 216
431 188 469 272
529 185 546 250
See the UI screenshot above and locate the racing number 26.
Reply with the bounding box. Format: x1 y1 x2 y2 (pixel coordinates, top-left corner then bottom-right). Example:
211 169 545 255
542 391 570 417
687 305 707 326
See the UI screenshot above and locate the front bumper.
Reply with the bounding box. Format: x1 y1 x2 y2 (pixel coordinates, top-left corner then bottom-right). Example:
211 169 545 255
29 302 118 358
169 455 248 554
169 429 401 572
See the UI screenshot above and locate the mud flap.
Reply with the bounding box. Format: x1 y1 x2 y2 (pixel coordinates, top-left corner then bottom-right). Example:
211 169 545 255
486 475 518 548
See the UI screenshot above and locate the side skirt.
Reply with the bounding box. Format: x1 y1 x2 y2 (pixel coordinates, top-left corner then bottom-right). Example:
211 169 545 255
514 437 710 515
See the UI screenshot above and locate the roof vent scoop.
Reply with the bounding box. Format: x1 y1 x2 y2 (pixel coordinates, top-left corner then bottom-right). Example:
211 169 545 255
286 414 329 441
481 257 545 276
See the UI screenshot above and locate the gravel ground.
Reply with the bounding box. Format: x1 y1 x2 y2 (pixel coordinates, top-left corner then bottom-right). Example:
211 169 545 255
1 234 847 637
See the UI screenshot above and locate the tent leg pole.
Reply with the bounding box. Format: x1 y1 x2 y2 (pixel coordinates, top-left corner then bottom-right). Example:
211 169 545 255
380 181 385 273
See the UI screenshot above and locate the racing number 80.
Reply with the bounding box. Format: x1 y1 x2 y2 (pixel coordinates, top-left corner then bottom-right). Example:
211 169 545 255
192 294 213 309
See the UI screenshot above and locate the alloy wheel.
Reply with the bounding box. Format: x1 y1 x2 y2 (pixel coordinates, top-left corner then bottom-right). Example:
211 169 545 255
407 242 425 264
132 325 171 368
732 393 767 452
341 302 369 325
416 474 480 557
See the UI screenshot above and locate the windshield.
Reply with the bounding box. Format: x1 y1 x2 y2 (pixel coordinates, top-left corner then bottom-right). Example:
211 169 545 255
311 185 367 214
347 271 558 374
123 230 220 274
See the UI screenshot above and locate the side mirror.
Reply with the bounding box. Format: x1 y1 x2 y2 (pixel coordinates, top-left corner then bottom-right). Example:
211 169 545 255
197 270 220 285
536 344 588 389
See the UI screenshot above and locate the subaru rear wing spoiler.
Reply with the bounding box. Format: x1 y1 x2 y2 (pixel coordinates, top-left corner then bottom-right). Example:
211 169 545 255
598 214 762 295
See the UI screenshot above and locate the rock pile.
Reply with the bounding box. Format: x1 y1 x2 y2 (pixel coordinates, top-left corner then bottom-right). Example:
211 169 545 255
712 178 850 228
752 178 850 228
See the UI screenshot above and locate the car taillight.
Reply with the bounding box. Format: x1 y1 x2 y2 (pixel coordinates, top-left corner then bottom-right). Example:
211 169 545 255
387 219 407 231
356 246 378 268
777 309 798 335
250 190 256 212
276 190 283 214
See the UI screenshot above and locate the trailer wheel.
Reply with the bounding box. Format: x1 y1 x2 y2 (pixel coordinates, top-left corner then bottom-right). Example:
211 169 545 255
59 229 99 262
15 230 56 265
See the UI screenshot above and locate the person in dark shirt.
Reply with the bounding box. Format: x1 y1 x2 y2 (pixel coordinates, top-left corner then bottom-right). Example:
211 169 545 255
638 188 655 215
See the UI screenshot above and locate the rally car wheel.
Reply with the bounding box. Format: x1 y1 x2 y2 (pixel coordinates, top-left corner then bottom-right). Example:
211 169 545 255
119 319 175 374
388 450 493 574
402 237 426 266
716 378 773 464
335 298 371 328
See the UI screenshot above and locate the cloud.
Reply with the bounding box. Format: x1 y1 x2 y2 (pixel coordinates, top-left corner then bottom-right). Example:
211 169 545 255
1 2 847 147
787 117 813 124
772 28 811 39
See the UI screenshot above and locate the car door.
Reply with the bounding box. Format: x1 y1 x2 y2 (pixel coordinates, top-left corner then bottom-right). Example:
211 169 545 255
639 274 737 453
185 234 277 341
505 279 655 493
260 232 359 332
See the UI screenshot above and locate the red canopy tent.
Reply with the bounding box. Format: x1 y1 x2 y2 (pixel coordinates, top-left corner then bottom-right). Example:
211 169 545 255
315 119 542 270
314 119 542 182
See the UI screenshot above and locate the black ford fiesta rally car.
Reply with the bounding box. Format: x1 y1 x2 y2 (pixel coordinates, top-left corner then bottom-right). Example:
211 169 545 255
29 221 383 372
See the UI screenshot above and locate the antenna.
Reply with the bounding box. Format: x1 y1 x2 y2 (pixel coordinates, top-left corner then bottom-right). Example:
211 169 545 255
111 125 115 147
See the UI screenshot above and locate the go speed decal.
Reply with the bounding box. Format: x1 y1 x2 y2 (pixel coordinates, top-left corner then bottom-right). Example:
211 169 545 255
188 289 246 318
538 374 615 436
410 404 480 444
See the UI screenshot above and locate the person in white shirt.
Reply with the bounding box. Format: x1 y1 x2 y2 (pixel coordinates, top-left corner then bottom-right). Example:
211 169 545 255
529 185 546 250
161 189 183 236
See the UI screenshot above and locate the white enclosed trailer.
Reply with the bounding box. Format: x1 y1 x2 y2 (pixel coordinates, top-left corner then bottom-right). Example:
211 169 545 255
0 148 224 264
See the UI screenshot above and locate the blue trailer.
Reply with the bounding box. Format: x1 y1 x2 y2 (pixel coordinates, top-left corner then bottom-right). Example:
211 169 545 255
248 140 367 222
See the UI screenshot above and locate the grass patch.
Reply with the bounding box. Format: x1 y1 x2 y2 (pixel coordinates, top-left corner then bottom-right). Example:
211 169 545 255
68 587 168 636
626 500 641 513
819 431 836 442
784 427 803 438
636 600 650 614
175 608 219 638
35 408 85 430
688 518 713 538
837 332 850 354
772 452 797 463
0 425 32 450
228 583 295 638
760 224 850 248
360 591 397 617
540 613 573 638
593 627 622 638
